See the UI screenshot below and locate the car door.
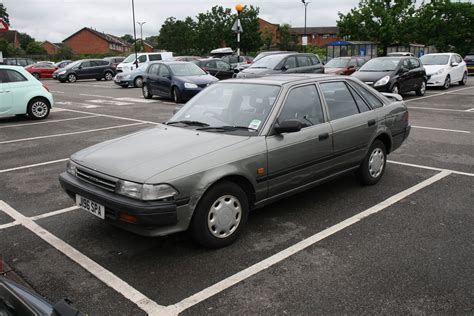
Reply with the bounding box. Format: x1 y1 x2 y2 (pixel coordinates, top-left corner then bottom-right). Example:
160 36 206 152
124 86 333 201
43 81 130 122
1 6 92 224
398 59 412 93
43 64 56 78
0 70 13 116
157 65 172 95
409 58 425 90
1 69 32 115
215 60 234 79
319 81 377 169
280 56 298 74
265 84 333 196
203 60 218 77
75 61 92 79
145 63 160 94
309 55 324 73
451 55 464 81
295 55 313 73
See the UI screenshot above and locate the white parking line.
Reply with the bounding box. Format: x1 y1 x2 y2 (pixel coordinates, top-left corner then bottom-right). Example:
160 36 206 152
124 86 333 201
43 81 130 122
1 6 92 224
405 86 474 102
167 170 452 314
56 107 161 125
80 93 116 99
0 116 98 129
0 122 146 145
412 125 471 134
408 106 472 113
0 221 19 230
29 206 79 221
0 200 166 315
0 158 68 174
388 160 474 177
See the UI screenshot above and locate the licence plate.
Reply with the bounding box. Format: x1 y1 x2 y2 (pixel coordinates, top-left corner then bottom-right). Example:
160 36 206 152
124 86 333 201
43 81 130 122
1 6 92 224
76 195 105 219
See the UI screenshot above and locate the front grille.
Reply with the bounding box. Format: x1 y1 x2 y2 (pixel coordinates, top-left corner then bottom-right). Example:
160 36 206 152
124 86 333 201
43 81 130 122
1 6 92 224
76 168 117 192
198 83 209 88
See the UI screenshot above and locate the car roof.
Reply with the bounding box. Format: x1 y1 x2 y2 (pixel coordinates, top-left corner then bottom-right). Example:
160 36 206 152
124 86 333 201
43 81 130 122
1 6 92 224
422 53 454 56
150 61 194 65
0 65 28 70
225 74 348 86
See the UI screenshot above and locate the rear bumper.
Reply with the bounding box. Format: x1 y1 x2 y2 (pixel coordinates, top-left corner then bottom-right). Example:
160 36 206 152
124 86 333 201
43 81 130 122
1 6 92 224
59 172 178 228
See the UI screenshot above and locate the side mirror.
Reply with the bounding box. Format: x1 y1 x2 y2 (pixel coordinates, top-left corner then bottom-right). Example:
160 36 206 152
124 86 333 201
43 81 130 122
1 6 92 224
281 65 288 72
451 62 459 67
274 119 302 134
234 68 240 73
347 65 355 69
399 67 408 74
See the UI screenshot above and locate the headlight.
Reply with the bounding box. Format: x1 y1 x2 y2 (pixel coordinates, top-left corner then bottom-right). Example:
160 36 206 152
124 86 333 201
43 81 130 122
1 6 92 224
374 75 390 87
58 70 66 75
66 160 77 176
123 74 131 79
434 68 445 76
184 82 198 89
116 180 178 201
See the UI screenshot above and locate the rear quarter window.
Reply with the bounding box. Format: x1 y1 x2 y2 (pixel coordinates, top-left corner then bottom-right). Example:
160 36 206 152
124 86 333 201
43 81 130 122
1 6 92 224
351 82 384 109
148 54 162 61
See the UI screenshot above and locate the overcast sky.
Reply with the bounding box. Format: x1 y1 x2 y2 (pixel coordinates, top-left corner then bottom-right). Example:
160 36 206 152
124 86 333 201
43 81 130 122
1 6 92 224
2 0 357 42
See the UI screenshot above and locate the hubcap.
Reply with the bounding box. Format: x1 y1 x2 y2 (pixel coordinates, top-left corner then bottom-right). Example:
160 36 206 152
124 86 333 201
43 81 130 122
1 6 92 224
392 86 399 94
368 148 384 178
207 195 242 238
445 77 450 88
68 74 76 82
136 78 143 87
105 73 113 80
143 85 148 96
173 90 178 102
462 74 467 84
31 101 48 118
420 81 426 94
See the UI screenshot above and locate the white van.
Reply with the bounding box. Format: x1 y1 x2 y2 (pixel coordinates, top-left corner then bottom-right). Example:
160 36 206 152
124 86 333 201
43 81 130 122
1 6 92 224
116 52 173 73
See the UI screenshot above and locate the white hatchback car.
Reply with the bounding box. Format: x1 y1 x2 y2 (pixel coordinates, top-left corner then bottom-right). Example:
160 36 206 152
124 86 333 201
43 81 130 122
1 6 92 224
420 53 468 89
0 65 54 120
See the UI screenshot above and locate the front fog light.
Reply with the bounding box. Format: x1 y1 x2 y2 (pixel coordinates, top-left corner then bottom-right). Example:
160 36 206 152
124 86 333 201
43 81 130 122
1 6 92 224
66 160 77 176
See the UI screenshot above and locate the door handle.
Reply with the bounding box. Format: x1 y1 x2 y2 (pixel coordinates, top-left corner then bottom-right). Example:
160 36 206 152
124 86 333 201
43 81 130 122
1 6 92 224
368 119 376 126
318 133 329 141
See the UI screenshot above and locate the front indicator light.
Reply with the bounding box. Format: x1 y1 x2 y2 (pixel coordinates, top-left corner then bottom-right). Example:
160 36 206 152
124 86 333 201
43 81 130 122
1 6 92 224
118 212 138 224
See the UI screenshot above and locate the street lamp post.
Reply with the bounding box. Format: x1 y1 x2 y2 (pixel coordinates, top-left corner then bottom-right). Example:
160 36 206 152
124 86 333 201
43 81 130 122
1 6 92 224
301 0 310 52
131 0 138 68
235 4 243 60
137 21 146 50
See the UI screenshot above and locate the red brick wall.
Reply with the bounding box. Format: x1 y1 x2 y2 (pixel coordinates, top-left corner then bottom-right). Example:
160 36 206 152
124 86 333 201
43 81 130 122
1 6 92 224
295 34 342 47
64 29 109 54
143 44 154 52
258 18 279 45
41 42 59 55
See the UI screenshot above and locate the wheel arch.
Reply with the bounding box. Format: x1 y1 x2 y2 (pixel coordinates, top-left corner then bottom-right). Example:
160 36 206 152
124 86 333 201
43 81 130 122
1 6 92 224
374 132 392 154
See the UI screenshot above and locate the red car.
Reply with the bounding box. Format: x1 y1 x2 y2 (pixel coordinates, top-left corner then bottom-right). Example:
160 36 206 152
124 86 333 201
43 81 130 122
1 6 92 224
324 56 368 75
25 63 58 79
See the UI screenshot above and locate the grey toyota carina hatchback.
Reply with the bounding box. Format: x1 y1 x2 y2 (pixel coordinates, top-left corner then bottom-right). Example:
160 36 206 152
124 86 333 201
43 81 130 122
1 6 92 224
59 74 410 248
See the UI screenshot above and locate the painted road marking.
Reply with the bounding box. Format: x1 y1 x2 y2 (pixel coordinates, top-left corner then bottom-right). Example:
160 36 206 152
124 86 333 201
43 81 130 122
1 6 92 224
86 99 133 106
412 125 471 134
0 116 98 129
0 122 146 145
405 86 474 102
388 160 474 177
115 97 157 104
167 170 452 314
55 107 160 125
408 106 473 113
0 158 69 174
0 201 166 315
29 206 79 221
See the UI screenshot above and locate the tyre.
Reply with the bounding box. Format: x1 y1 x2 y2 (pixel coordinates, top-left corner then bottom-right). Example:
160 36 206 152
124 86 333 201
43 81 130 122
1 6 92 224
96 78 102 81
443 75 450 90
59 79 66 83
416 80 426 96
459 72 467 86
67 73 77 83
32 73 40 80
27 98 50 120
104 71 114 81
356 140 387 185
142 84 152 99
391 84 400 94
172 87 182 103
190 181 249 248
133 76 143 88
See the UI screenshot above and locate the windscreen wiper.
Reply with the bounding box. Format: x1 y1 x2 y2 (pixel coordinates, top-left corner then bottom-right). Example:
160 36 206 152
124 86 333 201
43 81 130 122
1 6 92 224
166 120 210 127
197 125 258 132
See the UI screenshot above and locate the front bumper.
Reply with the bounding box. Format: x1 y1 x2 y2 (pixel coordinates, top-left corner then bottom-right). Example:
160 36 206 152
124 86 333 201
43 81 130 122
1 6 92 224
426 73 446 86
180 87 203 100
59 172 178 227
52 73 66 81
114 78 132 87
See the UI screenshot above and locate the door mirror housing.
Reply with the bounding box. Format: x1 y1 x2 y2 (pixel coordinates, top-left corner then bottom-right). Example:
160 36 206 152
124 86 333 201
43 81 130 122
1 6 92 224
281 65 288 71
274 119 303 134
451 62 459 67
399 67 409 74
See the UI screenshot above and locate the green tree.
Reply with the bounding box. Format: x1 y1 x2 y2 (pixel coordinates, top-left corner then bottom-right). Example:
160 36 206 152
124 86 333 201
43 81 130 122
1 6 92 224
58 45 73 59
229 5 262 54
337 0 416 55
413 0 473 56
120 34 135 44
277 24 292 50
261 27 274 50
0 38 24 57
25 41 46 55
145 35 159 48
159 17 197 55
195 6 233 54
0 3 9 26
18 32 35 50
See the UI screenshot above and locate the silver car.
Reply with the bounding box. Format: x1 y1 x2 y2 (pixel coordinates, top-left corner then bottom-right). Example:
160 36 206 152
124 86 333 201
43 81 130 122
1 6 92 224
59 75 410 248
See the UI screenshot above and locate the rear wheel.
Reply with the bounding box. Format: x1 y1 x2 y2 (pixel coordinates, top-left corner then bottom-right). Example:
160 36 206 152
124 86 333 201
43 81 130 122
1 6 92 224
133 76 143 88
190 181 249 248
142 84 152 99
416 80 426 96
172 87 182 103
356 140 387 185
104 71 114 81
32 73 40 80
67 73 77 83
443 75 450 89
459 72 467 85
27 98 50 120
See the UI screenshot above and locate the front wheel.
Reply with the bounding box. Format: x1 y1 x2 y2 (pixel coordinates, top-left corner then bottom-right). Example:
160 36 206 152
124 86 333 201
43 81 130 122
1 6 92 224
67 73 77 83
142 84 152 99
172 87 182 103
443 75 450 90
190 181 249 248
416 80 426 96
459 72 467 86
27 98 50 120
104 71 114 81
356 140 387 185
133 76 143 88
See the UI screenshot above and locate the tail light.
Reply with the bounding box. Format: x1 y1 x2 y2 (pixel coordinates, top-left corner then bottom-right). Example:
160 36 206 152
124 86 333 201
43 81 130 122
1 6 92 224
42 84 50 92
246 60 251 64
402 111 409 122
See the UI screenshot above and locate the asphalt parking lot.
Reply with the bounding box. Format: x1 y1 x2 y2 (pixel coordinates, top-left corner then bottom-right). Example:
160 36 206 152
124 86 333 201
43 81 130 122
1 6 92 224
0 78 473 315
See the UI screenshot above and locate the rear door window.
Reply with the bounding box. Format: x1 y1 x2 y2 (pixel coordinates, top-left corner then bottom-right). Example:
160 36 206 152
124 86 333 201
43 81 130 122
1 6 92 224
284 57 297 69
320 81 360 120
4 69 28 82
158 65 170 77
296 56 311 67
216 60 230 71
309 55 321 65
147 64 160 75
148 54 162 61
205 60 217 69
352 82 384 109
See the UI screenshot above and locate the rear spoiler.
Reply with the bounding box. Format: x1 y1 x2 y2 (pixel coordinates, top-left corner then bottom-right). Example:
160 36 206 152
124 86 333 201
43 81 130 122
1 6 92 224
381 92 403 102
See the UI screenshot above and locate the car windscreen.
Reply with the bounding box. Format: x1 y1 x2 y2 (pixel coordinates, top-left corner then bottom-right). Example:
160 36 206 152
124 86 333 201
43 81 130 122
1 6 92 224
420 55 449 65
359 58 400 71
248 54 286 69
325 58 349 68
169 83 281 135
64 60 81 69
169 63 206 76
123 54 136 63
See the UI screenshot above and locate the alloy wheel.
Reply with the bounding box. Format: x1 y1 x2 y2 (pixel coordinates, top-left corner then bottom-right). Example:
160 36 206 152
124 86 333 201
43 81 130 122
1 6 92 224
30 101 48 119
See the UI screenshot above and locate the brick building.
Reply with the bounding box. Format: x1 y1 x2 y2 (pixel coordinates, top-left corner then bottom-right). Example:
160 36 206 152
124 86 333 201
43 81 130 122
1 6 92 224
258 18 280 47
0 30 20 48
143 41 154 53
41 40 60 55
289 26 341 47
63 27 130 54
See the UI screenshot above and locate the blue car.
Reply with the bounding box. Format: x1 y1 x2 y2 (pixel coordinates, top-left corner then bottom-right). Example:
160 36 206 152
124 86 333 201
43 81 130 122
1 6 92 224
142 61 218 103
114 63 148 88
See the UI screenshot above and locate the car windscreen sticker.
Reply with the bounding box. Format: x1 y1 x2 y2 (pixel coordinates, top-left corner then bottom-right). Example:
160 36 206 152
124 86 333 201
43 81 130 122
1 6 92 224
249 119 261 130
